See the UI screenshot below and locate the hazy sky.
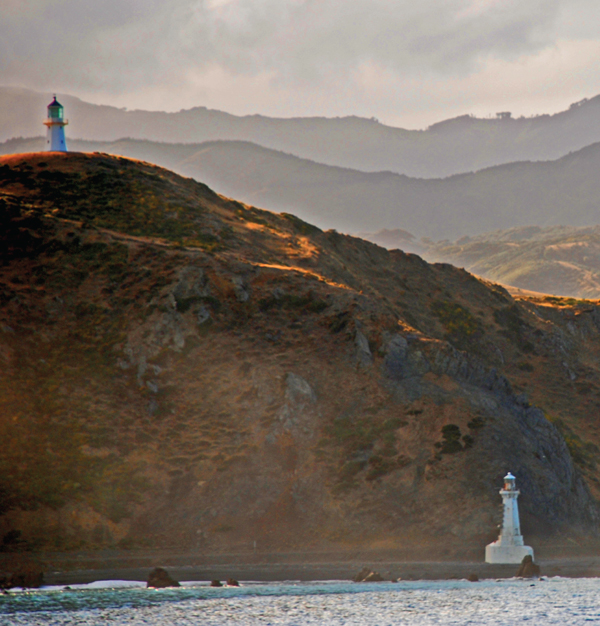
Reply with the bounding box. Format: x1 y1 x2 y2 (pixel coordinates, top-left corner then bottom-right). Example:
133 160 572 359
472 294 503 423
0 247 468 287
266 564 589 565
2 0 600 128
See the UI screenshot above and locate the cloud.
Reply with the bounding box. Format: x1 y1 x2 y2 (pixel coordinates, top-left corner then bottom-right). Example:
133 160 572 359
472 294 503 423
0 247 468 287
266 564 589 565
0 1 565 84
0 0 180 89
175 0 562 80
1 0 600 126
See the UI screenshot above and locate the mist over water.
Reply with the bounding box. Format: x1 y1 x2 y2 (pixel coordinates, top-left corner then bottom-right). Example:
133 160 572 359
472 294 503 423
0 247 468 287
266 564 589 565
3 578 600 625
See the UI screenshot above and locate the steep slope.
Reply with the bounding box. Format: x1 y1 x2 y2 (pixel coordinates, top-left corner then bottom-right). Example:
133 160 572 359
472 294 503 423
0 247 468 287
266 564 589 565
1 152 600 557
5 136 600 240
6 86 600 177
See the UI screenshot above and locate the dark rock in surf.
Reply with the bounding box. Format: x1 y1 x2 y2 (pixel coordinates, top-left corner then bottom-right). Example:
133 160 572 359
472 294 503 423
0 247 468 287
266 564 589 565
147 567 180 588
516 555 540 578
353 567 384 582
353 566 372 582
363 571 384 582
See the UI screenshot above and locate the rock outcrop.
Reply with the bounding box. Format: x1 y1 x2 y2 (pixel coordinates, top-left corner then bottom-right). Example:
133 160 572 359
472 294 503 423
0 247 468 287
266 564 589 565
353 567 384 582
146 567 180 588
381 330 598 531
516 555 541 578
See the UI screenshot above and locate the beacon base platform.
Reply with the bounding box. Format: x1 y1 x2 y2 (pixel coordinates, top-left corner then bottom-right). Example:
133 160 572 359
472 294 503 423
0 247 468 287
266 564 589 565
485 543 534 564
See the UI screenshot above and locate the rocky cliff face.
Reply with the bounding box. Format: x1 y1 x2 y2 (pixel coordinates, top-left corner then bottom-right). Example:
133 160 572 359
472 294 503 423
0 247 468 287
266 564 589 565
0 152 599 556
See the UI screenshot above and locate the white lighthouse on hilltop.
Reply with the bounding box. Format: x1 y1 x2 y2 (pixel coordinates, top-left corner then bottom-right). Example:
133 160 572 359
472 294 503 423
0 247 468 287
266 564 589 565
485 472 534 564
44 96 68 151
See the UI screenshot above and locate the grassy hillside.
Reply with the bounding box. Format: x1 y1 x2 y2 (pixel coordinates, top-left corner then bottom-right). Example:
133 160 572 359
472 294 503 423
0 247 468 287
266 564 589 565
5 86 600 177
1 152 600 557
4 136 600 241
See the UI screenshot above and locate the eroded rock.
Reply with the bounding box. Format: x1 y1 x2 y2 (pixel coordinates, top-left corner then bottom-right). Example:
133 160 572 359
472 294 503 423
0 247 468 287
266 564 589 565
147 567 180 588
277 372 318 434
384 334 430 379
231 275 250 302
353 566 371 582
173 266 208 306
353 567 384 582
516 555 540 578
354 330 373 368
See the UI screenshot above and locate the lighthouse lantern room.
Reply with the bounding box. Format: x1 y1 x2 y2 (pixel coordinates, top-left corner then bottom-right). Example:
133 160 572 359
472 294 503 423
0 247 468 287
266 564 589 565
44 96 68 152
485 472 534 564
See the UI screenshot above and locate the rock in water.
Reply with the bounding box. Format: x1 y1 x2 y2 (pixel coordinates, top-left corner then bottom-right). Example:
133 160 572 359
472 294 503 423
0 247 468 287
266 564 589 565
227 578 240 587
516 555 541 578
353 566 372 582
210 580 223 587
363 571 384 582
467 573 479 582
353 567 384 582
147 567 180 588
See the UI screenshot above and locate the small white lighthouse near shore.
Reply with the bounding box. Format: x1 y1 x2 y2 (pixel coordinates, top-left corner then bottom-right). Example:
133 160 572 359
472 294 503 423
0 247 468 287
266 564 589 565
485 472 534 564
43 96 68 151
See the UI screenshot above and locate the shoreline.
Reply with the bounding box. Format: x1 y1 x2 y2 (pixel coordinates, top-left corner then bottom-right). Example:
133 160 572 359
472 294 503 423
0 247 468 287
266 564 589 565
41 558 600 586
5 549 600 587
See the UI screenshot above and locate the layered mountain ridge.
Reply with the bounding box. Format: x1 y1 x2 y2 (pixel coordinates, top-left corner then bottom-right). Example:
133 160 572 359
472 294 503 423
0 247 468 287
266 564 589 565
4 85 600 177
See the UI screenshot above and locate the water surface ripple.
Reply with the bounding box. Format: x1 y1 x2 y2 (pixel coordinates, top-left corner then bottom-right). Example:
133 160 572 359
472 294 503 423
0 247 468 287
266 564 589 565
2 577 600 625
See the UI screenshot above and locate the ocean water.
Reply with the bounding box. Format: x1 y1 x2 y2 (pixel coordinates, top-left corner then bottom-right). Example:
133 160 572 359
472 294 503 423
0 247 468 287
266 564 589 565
2 577 600 625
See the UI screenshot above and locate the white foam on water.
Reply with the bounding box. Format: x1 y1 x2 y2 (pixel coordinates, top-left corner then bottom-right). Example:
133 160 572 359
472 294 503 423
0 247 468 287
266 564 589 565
39 580 146 592
3 576 600 625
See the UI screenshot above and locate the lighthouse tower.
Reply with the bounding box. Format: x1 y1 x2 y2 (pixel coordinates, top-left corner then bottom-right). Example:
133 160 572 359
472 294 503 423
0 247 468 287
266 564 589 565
485 472 534 564
43 96 68 151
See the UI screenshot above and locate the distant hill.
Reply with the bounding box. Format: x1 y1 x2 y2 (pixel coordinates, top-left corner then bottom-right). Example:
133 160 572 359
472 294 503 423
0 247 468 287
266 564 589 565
354 228 424 255
421 226 600 299
2 151 600 555
6 85 600 177
4 136 600 240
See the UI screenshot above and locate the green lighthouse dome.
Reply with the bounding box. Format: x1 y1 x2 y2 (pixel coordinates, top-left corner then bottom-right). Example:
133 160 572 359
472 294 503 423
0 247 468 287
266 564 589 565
47 96 64 119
